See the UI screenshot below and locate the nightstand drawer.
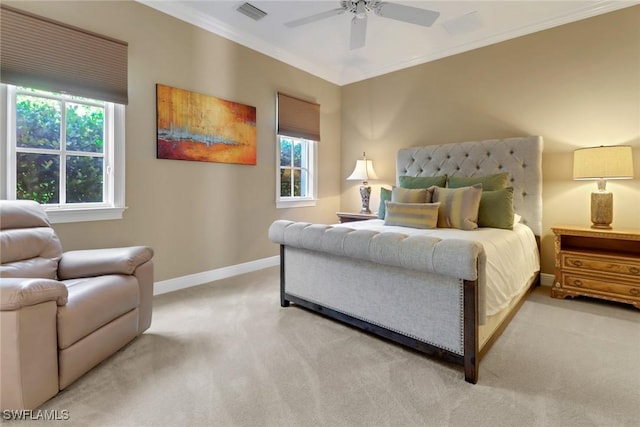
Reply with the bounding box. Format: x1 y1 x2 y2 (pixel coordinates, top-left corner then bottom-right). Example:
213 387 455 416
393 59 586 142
561 253 640 279
561 273 640 299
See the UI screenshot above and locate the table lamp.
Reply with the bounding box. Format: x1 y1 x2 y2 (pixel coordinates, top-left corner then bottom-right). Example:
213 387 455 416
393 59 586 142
347 152 378 214
573 145 634 229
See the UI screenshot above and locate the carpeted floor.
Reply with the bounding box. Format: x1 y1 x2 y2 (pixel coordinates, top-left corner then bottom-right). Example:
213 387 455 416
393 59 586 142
9 266 639 426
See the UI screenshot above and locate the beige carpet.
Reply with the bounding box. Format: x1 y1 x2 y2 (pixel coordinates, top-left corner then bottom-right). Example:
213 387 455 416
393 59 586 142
9 267 639 426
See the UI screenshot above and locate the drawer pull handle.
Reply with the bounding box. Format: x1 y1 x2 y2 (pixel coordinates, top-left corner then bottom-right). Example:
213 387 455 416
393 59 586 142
573 279 583 287
630 267 640 275
631 288 640 296
571 260 583 267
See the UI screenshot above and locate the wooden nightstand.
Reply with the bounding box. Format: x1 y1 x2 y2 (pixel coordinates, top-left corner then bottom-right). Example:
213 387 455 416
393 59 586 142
336 212 378 223
551 225 640 309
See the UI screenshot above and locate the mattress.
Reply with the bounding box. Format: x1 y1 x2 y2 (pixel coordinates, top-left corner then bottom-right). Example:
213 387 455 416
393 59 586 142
335 220 540 316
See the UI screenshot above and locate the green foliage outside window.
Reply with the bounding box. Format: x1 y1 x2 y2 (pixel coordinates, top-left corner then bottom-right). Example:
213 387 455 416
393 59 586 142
280 137 305 197
15 91 104 204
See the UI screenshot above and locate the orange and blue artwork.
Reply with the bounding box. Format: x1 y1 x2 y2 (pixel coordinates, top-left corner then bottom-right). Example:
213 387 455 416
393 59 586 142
156 84 256 165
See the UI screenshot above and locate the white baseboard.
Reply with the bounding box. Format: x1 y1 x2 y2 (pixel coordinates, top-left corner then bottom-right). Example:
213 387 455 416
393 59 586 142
153 256 280 296
540 272 554 287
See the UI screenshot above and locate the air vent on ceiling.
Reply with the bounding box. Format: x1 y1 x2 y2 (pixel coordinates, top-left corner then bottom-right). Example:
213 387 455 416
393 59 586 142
237 2 267 21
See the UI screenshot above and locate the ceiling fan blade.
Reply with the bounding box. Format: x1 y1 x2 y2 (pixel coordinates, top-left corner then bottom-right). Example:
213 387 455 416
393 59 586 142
284 7 345 28
375 2 440 27
350 15 367 50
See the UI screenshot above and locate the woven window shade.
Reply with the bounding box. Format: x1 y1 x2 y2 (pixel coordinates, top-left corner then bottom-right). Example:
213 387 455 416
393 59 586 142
277 93 320 141
0 5 128 104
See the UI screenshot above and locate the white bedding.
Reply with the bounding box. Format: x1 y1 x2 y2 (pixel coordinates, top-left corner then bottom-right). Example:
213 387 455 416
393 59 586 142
335 220 540 316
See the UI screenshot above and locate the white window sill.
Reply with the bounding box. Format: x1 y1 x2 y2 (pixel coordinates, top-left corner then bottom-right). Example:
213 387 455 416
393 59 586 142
44 206 126 224
276 199 317 209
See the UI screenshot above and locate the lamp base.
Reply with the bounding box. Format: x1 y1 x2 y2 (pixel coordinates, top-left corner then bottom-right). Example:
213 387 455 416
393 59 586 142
590 191 613 229
359 185 372 214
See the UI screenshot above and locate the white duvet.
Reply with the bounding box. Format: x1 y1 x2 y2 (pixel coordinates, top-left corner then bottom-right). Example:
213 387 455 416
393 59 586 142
335 219 540 316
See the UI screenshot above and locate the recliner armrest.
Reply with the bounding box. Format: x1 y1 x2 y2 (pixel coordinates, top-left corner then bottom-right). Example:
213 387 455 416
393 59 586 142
58 246 154 280
0 277 68 310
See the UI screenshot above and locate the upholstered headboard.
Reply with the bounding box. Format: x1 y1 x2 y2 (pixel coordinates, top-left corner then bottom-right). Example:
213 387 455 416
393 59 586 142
396 136 543 235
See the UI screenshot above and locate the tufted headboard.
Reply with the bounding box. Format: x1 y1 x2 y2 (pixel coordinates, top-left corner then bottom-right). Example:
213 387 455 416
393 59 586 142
396 136 543 236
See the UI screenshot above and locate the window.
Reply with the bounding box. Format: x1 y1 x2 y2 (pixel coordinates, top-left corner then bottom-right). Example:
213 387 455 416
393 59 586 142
276 93 320 208
277 135 317 208
2 84 125 223
0 5 128 223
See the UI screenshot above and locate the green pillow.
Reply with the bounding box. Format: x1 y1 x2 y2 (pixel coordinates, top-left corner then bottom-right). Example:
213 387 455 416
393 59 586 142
378 187 392 219
432 184 483 230
448 173 509 191
384 201 440 229
391 186 432 203
399 175 447 189
478 187 514 230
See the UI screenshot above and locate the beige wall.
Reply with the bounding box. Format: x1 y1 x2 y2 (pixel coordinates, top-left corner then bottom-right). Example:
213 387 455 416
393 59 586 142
8 1 342 281
341 6 640 275
8 2 639 281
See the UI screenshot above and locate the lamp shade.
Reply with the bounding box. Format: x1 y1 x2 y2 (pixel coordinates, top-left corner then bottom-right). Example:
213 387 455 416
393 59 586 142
347 159 378 181
573 145 634 180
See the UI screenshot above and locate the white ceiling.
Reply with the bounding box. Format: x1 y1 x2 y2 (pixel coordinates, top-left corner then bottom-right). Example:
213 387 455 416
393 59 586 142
138 0 637 86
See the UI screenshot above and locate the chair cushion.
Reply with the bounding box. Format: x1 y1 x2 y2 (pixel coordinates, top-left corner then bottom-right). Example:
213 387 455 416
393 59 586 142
0 228 62 279
57 275 140 350
0 277 68 311
0 200 51 230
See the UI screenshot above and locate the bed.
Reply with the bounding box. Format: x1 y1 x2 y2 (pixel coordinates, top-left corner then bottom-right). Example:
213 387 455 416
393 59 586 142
269 136 542 383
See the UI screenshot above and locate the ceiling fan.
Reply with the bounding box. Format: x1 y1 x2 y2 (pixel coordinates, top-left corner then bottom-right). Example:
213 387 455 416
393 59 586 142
284 0 440 50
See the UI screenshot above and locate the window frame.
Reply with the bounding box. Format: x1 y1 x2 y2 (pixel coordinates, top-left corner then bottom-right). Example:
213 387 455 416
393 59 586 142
1 84 126 223
276 135 317 209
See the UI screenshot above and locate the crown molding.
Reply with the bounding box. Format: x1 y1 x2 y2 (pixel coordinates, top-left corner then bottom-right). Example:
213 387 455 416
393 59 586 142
137 0 343 84
339 0 639 85
138 1 639 86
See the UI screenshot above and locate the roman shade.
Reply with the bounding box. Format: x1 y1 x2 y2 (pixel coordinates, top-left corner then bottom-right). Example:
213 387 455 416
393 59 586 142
0 5 128 104
277 93 320 141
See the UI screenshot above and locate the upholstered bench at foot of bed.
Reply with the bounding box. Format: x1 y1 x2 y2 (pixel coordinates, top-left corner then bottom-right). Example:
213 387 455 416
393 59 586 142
268 220 482 280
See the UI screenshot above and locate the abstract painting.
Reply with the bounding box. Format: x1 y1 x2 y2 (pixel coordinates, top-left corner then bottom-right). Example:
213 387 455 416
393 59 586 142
156 84 256 165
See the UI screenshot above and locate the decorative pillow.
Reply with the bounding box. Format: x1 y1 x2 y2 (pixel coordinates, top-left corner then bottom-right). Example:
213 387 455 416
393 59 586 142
384 201 440 229
399 175 447 189
432 184 483 230
478 187 514 230
447 172 509 191
378 187 392 219
391 186 432 203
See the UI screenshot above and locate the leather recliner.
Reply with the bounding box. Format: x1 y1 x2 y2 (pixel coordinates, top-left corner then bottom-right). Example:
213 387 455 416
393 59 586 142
0 200 154 410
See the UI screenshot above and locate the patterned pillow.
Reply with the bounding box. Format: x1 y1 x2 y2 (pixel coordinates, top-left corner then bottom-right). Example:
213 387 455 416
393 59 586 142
391 186 433 203
398 175 447 189
378 187 392 219
478 187 514 229
384 201 440 229
447 172 509 191
432 184 483 230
